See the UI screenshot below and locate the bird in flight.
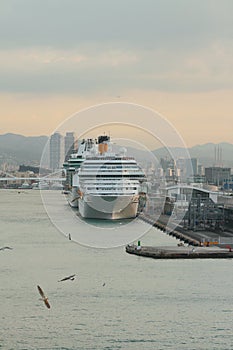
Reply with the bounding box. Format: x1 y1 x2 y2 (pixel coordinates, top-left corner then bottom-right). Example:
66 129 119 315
58 274 76 282
0 246 13 251
37 285 51 309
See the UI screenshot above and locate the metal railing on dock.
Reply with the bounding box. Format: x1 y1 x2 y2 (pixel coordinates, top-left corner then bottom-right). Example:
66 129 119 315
139 212 233 249
139 213 201 246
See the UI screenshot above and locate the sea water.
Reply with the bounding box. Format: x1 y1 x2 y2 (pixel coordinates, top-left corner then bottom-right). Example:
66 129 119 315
0 189 233 350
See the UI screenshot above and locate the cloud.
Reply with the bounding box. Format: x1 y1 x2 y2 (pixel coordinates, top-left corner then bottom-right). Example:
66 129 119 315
0 0 232 50
0 1 232 95
0 46 141 93
0 40 232 94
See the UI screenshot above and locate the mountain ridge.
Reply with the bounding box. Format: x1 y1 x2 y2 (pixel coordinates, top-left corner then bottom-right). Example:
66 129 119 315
0 133 48 166
0 133 233 167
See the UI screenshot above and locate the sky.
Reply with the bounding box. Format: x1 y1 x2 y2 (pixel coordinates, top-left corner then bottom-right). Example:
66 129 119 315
0 0 232 147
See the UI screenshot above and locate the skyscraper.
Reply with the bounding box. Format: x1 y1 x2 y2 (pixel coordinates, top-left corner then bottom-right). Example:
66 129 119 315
191 158 198 175
49 132 62 171
64 132 76 161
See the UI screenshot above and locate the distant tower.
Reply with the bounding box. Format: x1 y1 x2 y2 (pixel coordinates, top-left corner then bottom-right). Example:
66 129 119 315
49 132 62 171
215 145 223 167
191 158 198 175
64 132 76 161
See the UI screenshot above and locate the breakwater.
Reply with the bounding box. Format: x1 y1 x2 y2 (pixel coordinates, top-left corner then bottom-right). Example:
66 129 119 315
126 244 233 259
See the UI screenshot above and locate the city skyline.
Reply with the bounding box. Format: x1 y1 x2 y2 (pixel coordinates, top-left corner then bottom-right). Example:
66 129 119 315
0 1 232 147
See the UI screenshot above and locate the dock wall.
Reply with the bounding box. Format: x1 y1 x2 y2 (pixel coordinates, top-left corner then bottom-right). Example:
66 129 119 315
126 244 233 259
139 214 200 246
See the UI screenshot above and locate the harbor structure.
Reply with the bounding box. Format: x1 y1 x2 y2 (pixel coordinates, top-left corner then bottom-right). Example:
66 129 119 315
140 182 233 247
126 244 233 259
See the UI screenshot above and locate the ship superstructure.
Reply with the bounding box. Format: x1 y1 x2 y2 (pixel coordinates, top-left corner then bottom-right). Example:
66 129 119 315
78 136 146 219
63 138 96 207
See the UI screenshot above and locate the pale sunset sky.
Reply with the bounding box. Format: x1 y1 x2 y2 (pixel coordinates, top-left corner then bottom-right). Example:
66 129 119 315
0 0 232 147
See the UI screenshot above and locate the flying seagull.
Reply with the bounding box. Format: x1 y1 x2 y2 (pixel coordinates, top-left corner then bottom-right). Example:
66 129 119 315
37 285 51 309
58 274 76 282
0 246 13 251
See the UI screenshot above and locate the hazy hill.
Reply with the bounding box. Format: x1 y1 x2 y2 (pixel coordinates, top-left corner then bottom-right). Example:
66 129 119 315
105 142 233 167
0 133 233 168
0 133 48 166
128 143 233 168
153 143 233 167
189 142 233 167
125 143 233 168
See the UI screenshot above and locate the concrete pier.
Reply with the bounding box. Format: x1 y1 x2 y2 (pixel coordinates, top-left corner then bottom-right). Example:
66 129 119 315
139 213 200 246
126 244 233 259
139 213 233 248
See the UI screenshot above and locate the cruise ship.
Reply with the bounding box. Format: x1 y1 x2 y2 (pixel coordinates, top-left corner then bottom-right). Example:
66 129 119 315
63 138 95 207
77 135 146 219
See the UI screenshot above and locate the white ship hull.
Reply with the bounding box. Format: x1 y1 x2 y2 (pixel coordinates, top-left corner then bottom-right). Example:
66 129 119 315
79 194 139 219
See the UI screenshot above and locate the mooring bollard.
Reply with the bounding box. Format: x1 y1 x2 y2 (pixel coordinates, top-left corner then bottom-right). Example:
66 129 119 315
137 240 141 250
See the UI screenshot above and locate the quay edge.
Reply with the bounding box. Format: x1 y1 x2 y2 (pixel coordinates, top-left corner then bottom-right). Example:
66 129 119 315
139 214 200 246
126 244 233 259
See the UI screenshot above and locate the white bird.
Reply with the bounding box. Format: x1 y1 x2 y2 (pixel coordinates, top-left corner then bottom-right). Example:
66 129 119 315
37 285 51 309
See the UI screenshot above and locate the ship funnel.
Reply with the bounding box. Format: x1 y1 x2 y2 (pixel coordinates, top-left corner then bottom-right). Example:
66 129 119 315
98 135 110 154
